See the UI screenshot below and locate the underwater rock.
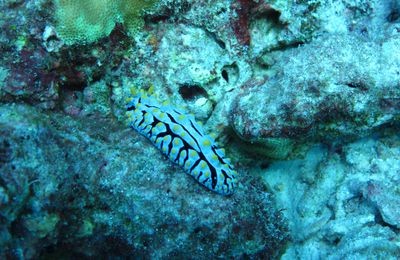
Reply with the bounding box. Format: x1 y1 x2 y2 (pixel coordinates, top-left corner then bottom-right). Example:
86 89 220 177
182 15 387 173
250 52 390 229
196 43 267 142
1 0 399 258
151 23 239 121
115 20 251 136
249 0 319 58
345 137 400 229
0 104 289 259
261 132 400 259
232 33 400 155
0 0 60 108
155 24 232 94
361 180 400 229
230 0 400 158
0 0 133 112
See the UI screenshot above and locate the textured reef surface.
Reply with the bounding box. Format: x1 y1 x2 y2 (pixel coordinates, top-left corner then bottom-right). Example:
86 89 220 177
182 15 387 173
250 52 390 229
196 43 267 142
0 104 288 258
0 0 399 258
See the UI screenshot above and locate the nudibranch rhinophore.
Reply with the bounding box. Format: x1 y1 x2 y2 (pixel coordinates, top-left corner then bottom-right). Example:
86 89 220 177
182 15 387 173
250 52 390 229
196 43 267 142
125 87 237 195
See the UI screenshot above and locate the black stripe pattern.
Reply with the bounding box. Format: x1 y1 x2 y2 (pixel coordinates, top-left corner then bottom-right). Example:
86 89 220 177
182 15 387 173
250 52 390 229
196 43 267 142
126 90 237 195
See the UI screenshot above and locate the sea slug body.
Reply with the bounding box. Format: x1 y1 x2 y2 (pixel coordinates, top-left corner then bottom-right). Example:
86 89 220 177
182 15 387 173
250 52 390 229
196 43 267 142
126 88 238 195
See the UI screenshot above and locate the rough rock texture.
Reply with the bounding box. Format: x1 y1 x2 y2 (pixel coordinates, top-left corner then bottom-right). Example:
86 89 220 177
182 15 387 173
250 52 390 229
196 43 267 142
260 132 400 259
112 0 255 129
230 0 400 158
0 104 288 259
0 0 59 108
1 0 400 258
0 0 131 111
232 33 400 143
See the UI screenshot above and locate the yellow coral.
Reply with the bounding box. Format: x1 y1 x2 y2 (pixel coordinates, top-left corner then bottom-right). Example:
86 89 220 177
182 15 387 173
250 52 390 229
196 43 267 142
119 0 158 35
54 0 159 45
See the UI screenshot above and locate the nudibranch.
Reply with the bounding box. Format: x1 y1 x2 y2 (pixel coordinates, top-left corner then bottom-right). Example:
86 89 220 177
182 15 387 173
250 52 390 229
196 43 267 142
125 87 237 195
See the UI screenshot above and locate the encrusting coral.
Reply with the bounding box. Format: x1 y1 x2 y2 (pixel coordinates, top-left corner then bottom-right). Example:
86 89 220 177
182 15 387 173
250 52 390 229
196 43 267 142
54 0 159 45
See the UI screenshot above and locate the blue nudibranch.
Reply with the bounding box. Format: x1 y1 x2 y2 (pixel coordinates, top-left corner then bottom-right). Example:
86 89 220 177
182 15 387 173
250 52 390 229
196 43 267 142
126 87 237 195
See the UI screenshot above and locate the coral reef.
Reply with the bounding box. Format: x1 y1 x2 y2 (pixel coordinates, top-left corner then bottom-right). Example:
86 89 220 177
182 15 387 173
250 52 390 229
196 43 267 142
0 104 288 258
54 0 160 45
0 0 59 108
54 0 119 45
0 0 132 110
260 131 400 258
230 0 400 159
231 33 400 147
0 0 399 258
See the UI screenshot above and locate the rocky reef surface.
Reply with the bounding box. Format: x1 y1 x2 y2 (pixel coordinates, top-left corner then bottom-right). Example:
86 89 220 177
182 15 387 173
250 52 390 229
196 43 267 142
0 104 288 258
0 0 399 258
261 131 400 259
